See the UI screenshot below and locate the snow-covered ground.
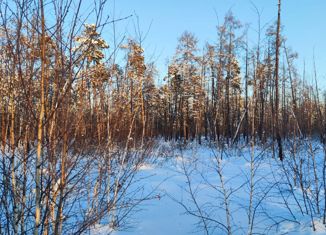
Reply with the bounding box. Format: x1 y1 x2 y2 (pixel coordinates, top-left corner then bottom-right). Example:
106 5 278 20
90 141 326 235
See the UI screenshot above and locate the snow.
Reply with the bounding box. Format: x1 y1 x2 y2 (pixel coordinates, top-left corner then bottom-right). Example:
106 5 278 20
88 160 197 235
279 219 326 235
89 141 326 235
137 163 154 171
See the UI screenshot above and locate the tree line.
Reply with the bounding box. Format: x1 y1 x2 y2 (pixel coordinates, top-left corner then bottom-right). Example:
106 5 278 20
1 1 325 154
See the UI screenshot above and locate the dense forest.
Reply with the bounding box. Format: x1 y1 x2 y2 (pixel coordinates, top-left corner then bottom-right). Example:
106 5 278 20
0 0 326 234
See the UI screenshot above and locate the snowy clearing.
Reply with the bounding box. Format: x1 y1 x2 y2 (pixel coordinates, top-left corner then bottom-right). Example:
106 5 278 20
89 141 326 235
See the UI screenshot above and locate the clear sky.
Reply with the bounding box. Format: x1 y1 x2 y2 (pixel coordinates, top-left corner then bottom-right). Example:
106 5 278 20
104 0 326 88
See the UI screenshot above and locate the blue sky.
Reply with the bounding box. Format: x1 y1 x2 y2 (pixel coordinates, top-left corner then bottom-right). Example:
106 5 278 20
103 0 326 87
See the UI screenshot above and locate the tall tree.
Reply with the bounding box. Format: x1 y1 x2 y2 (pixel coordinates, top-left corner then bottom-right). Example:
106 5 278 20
275 0 283 161
35 0 46 233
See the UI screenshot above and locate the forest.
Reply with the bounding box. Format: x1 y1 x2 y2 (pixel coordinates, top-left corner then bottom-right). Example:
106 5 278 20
0 0 326 234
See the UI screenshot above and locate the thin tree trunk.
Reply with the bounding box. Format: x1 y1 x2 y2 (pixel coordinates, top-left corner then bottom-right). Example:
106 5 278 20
10 94 18 234
35 0 46 233
275 0 283 161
